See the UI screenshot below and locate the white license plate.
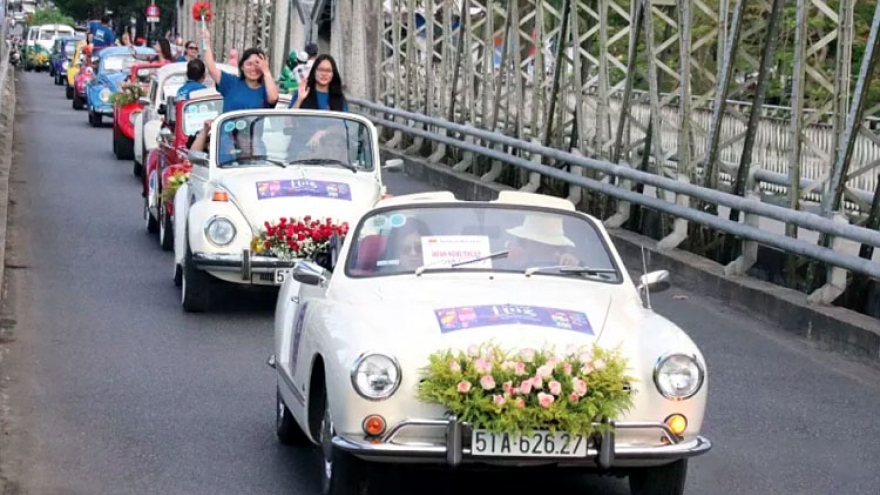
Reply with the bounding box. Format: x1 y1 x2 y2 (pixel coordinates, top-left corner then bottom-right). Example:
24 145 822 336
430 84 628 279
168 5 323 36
274 268 291 284
470 430 589 457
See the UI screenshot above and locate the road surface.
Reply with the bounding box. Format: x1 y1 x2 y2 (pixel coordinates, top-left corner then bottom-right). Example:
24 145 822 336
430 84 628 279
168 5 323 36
4 71 880 494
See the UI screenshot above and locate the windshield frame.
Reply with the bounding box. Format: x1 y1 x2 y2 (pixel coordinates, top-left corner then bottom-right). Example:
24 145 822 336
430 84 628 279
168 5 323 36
342 202 624 284
209 109 379 172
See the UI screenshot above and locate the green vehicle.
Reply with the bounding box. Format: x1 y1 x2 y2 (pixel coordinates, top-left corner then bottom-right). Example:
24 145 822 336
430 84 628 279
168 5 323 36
24 24 76 72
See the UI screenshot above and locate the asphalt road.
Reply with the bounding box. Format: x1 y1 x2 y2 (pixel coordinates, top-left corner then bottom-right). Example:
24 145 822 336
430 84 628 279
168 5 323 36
8 71 880 495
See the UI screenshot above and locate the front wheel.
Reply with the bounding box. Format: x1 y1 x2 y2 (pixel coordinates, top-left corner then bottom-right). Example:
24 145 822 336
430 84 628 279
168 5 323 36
629 459 688 495
319 389 369 495
159 202 174 251
181 242 211 313
73 94 84 110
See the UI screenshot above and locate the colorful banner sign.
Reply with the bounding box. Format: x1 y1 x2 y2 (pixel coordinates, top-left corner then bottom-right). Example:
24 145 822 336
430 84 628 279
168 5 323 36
434 305 593 334
256 179 352 201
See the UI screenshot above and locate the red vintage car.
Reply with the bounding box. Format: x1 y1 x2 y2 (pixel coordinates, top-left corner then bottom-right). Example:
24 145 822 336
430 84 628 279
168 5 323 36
72 57 95 110
113 63 164 160
144 91 223 250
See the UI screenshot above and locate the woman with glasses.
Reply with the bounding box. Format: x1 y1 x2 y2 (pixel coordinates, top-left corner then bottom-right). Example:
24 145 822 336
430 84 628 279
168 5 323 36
288 54 348 112
200 28 278 113
177 41 198 62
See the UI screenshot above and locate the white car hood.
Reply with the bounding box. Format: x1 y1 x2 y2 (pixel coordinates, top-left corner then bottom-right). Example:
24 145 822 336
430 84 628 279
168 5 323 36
215 167 380 230
332 276 644 357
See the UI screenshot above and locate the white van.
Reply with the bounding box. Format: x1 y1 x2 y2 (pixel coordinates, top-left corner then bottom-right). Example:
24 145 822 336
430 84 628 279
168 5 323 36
25 24 76 71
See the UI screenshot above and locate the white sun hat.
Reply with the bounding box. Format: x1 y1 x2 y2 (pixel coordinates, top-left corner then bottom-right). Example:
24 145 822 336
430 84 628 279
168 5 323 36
506 214 575 247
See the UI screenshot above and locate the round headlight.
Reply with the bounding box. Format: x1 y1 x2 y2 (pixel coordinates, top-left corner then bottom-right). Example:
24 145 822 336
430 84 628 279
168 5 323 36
205 217 236 246
653 353 704 400
100 88 110 102
351 353 401 401
62 60 69 69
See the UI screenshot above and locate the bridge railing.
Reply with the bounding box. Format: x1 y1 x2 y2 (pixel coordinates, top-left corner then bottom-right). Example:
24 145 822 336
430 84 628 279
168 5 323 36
350 98 880 284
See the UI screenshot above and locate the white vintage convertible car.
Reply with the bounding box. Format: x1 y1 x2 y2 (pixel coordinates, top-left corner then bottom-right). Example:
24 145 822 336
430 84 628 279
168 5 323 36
172 109 400 312
270 191 710 495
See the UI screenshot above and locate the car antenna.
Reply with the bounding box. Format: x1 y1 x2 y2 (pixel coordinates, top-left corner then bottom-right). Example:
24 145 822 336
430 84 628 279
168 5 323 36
641 245 652 310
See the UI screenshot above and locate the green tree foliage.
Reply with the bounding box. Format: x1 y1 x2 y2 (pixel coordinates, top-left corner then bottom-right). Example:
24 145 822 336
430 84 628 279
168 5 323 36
53 0 178 38
29 8 76 28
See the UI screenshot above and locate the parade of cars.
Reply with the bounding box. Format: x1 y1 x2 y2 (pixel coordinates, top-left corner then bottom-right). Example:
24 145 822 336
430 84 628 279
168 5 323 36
41 36 712 495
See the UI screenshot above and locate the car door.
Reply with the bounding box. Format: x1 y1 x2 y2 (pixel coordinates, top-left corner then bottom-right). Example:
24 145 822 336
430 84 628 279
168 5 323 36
289 281 329 393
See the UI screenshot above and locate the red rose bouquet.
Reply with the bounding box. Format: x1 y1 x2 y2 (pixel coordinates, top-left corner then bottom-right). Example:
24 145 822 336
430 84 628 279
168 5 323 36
193 2 213 50
251 216 349 261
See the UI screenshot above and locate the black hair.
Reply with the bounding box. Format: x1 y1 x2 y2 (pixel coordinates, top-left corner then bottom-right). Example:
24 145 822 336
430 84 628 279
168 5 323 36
156 38 173 62
238 47 266 82
299 54 347 111
101 15 110 24
186 59 206 81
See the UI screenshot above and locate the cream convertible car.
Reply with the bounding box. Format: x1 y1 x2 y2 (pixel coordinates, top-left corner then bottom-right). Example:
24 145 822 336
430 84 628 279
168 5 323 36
270 191 711 495
173 109 399 312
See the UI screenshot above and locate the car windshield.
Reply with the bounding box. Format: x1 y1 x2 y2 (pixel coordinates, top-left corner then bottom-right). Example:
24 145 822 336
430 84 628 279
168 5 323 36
214 114 374 171
182 99 223 136
41 31 63 40
102 54 139 73
160 73 187 97
345 205 620 281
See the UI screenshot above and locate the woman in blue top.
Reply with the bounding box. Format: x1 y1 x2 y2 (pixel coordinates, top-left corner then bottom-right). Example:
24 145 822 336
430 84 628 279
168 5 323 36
200 28 279 113
288 54 348 112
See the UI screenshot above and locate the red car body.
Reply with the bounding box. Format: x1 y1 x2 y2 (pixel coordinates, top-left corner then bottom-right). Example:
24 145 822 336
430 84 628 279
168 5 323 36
144 93 223 249
113 63 163 160
72 66 94 110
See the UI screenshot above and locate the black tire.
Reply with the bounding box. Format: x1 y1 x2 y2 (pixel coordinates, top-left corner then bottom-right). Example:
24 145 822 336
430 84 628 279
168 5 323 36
276 386 310 446
181 241 210 313
113 126 134 160
65 85 73 99
93 112 103 126
319 386 369 495
159 202 174 251
73 95 84 110
629 460 688 495
134 141 145 177
144 197 159 234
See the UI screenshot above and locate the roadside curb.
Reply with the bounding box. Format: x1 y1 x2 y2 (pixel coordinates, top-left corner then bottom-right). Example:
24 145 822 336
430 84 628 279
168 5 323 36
0 61 16 292
382 147 880 364
0 62 15 294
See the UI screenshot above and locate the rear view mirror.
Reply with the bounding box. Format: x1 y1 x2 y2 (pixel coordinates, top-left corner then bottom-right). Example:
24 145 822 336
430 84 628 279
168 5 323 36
382 159 404 172
637 270 671 293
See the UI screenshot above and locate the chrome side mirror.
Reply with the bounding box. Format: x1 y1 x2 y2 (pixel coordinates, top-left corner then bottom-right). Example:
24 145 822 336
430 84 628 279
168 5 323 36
292 261 326 286
637 270 671 294
382 158 404 172
137 96 151 106
187 150 209 167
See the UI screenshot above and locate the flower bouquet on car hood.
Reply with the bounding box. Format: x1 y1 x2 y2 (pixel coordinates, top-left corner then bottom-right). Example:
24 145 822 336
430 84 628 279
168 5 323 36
418 343 634 436
250 216 349 261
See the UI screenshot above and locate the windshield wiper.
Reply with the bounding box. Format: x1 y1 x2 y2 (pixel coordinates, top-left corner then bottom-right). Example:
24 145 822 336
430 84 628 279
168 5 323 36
287 158 357 173
415 250 509 276
219 154 287 169
524 265 618 279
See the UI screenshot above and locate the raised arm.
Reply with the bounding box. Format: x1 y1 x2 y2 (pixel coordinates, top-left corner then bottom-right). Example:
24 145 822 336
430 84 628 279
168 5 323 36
200 28 222 85
257 54 279 105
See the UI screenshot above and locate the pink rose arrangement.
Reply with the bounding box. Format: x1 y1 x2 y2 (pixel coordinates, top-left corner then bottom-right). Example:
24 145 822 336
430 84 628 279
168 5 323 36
417 343 634 436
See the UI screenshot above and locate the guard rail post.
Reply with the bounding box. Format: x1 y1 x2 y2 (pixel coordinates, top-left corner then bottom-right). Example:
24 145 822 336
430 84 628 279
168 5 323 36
480 141 503 183
452 121 475 172
658 173 691 250
724 190 762 276
428 127 448 163
520 139 541 193
808 213 851 304
604 152 633 228
567 148 585 207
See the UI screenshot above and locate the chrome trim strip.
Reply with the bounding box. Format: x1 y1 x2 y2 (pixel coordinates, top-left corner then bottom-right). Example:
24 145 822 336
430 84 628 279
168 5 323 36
276 368 305 406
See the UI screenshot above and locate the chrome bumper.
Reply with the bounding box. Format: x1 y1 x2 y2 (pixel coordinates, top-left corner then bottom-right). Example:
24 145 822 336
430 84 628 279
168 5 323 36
332 419 711 469
193 249 298 281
